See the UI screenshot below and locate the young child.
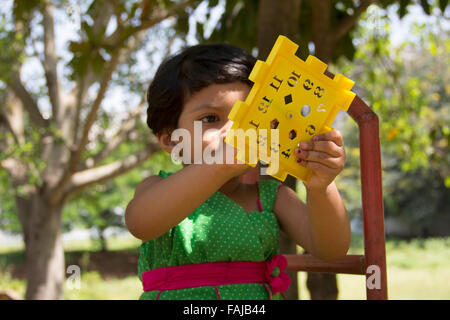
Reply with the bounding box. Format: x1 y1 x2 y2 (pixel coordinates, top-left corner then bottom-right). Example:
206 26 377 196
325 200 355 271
125 43 351 300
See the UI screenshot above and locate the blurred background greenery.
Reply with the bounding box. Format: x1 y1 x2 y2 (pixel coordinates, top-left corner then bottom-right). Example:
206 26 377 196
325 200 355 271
0 0 448 299
1 230 449 299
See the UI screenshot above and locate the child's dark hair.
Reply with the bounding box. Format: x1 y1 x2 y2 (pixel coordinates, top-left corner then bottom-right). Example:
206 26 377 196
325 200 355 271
146 43 256 137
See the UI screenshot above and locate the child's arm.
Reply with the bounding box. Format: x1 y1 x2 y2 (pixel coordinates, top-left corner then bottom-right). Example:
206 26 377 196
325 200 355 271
125 161 251 242
274 129 351 261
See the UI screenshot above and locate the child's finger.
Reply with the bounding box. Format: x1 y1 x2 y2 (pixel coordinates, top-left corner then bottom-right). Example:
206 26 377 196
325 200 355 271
297 159 338 174
312 130 343 147
298 141 342 157
295 149 343 169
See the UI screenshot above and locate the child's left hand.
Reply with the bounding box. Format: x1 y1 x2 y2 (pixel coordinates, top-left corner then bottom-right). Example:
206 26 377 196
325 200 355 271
294 129 346 191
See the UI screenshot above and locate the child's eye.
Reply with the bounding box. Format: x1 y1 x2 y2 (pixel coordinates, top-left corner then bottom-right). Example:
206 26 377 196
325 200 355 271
200 115 219 123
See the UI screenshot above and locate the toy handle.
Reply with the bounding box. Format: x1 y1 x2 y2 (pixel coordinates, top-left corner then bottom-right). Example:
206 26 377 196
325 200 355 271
317 125 333 136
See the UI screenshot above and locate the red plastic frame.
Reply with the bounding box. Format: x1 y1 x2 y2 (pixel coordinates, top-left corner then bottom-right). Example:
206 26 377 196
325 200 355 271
241 94 388 300
284 95 387 300
348 95 387 300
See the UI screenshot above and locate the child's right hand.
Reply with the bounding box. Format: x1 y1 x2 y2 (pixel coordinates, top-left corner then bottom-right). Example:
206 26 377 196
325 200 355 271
222 160 254 178
211 143 253 178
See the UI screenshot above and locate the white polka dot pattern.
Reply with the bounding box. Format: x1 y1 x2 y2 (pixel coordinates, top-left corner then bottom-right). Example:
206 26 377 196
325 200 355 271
137 170 284 300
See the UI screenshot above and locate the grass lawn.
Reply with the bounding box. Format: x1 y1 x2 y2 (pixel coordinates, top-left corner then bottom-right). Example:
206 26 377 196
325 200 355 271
1 234 449 299
300 235 450 299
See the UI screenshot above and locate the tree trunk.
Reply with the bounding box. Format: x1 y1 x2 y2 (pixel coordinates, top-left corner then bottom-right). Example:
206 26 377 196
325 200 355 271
253 0 339 300
98 228 108 252
306 272 338 300
254 0 302 299
277 192 300 300
310 0 333 63
257 0 302 59
307 1 341 300
18 194 66 300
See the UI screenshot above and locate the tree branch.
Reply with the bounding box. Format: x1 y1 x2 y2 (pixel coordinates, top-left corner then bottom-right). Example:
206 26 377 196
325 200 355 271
42 2 61 119
67 0 116 147
64 141 160 198
75 52 121 163
58 29 153 199
50 50 121 205
102 0 190 47
8 73 48 127
138 0 191 31
51 0 193 204
311 0 332 61
334 0 377 41
1 157 29 186
1 90 25 145
85 101 145 168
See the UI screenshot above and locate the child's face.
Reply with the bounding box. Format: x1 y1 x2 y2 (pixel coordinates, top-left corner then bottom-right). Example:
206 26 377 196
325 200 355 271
173 81 251 165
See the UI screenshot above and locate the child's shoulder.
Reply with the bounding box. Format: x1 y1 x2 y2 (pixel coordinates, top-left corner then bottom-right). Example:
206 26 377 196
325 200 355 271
134 170 174 197
134 173 164 198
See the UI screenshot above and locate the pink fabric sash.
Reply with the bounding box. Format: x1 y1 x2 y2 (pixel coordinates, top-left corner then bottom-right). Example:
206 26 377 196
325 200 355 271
142 254 291 299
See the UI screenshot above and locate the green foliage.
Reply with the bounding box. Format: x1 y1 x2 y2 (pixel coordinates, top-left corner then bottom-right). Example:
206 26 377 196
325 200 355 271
62 144 181 242
344 18 449 177
12 0 43 23
206 0 448 62
66 0 205 80
333 120 363 219
0 14 26 83
2 236 449 299
439 0 449 12
375 0 448 17
336 8 449 227
203 0 259 52
0 117 50 192
384 237 450 269
0 169 21 234
1 0 187 238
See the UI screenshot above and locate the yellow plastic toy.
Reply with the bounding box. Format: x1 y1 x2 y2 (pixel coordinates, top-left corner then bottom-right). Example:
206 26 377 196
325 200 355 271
224 35 356 182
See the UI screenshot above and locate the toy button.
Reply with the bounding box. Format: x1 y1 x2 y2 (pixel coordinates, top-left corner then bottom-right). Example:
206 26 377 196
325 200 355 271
301 104 311 117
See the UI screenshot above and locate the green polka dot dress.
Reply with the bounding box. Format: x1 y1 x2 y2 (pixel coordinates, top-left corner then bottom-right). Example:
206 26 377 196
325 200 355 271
137 169 285 300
